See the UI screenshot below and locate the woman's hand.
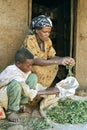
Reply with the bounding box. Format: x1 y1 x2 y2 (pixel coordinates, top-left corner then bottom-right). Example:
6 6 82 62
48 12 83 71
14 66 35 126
61 57 75 67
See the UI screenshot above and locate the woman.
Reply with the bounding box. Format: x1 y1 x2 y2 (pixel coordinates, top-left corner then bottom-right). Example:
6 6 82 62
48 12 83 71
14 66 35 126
23 15 75 88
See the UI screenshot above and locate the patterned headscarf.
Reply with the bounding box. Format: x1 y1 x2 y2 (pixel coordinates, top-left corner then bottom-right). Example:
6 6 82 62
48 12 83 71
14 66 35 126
30 15 52 30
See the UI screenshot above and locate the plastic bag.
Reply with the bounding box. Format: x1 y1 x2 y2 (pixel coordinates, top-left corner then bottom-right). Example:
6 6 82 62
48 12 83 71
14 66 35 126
40 76 79 115
55 76 79 99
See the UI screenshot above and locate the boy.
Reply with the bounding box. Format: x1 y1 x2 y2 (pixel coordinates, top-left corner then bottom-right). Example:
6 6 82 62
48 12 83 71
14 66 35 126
0 48 38 122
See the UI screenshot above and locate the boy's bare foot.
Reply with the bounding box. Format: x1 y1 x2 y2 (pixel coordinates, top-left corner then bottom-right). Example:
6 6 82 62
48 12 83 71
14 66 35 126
20 105 32 114
6 111 20 122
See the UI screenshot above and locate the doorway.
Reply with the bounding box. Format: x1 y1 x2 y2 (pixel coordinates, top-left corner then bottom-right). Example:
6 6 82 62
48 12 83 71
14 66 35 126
32 0 72 56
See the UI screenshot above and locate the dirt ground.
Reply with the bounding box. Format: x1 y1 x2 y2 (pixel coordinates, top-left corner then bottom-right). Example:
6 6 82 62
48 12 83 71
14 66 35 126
0 89 87 130
0 105 43 130
0 102 53 130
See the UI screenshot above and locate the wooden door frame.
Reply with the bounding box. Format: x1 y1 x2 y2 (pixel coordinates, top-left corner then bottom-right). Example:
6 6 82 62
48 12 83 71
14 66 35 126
28 0 32 26
70 0 78 58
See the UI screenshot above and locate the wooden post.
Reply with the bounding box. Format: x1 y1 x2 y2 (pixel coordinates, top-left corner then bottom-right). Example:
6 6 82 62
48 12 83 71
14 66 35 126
70 0 74 57
28 0 32 26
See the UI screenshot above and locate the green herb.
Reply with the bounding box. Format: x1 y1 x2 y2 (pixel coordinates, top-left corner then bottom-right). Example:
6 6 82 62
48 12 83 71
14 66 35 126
47 98 87 124
66 65 74 77
28 118 52 130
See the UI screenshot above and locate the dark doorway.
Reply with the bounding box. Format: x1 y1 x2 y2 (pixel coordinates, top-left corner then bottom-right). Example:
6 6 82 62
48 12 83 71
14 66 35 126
32 0 71 57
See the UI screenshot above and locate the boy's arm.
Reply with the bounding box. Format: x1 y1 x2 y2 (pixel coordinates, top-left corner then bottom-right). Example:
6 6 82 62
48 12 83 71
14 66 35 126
37 87 60 96
20 82 37 100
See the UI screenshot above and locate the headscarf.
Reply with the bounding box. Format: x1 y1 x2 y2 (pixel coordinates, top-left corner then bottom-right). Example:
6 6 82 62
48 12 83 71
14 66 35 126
30 15 52 30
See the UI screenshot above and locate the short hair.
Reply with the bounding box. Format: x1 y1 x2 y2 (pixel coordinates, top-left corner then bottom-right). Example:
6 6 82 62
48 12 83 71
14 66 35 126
15 48 34 63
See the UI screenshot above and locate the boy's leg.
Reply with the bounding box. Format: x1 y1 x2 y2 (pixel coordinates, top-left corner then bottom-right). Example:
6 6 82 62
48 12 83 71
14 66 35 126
7 80 22 112
26 73 38 89
20 73 38 113
25 73 39 106
20 73 38 105
7 80 23 122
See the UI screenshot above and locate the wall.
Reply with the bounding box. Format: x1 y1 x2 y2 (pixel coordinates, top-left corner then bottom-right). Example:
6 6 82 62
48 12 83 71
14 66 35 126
0 0 87 88
75 0 87 87
0 0 29 71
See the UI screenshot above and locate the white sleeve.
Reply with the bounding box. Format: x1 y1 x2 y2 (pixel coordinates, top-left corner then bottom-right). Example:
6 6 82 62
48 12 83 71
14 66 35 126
20 82 38 101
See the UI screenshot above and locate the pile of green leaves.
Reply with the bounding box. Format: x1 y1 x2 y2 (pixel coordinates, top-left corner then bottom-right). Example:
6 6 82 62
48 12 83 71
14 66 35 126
46 98 87 124
28 118 52 130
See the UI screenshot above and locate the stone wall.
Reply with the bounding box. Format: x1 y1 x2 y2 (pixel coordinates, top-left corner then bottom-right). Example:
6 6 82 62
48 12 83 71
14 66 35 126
75 0 87 87
0 0 29 71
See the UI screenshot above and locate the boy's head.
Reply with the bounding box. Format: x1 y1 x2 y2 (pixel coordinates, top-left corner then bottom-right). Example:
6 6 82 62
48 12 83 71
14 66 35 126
15 48 34 73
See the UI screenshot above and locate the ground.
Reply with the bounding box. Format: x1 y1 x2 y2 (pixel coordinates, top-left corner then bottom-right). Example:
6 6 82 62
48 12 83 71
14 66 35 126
0 103 53 130
0 105 43 130
0 89 87 130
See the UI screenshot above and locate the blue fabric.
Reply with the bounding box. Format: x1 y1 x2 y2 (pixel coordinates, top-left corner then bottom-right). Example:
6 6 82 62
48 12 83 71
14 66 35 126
30 15 52 30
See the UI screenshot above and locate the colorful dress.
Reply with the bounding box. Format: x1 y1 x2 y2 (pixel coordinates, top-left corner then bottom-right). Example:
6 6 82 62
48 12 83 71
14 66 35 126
23 34 58 87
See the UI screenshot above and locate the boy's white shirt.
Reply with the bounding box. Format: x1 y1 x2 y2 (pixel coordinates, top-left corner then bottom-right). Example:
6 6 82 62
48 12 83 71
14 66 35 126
0 64 37 109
